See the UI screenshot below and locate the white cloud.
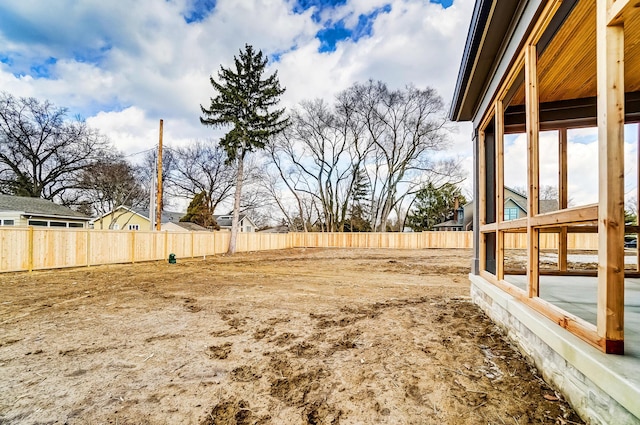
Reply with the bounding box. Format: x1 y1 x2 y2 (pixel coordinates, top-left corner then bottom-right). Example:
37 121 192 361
502 127 639 207
0 0 478 207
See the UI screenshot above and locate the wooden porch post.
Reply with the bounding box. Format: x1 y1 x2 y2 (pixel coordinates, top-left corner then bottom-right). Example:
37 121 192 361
637 123 640 272
479 130 487 273
525 44 540 298
559 128 568 272
496 101 505 281
597 0 625 354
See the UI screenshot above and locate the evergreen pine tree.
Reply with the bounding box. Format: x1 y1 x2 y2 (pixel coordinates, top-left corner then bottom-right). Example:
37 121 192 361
407 183 466 231
200 44 288 253
180 191 219 229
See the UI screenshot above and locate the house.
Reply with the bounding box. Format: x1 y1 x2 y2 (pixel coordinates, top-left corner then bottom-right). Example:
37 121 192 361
451 0 640 421
434 188 558 231
432 202 474 231
213 214 256 232
162 221 209 232
92 206 207 231
0 194 91 228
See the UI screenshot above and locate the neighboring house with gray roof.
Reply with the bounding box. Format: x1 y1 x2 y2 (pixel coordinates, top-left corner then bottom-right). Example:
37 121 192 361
435 187 558 231
0 194 91 228
92 206 207 231
213 214 256 233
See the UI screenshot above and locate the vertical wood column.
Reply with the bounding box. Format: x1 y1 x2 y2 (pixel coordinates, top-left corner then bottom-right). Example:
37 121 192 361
636 124 640 272
472 129 481 274
496 101 505 281
525 44 540 298
479 130 487 273
559 128 569 272
597 0 625 354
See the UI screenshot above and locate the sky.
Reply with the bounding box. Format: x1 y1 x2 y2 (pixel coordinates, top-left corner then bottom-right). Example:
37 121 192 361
0 0 473 160
1 0 627 209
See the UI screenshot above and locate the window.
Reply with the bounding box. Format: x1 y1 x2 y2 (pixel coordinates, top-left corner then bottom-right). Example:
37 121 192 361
69 222 84 228
28 220 48 227
128 224 140 231
0 219 14 226
504 208 519 221
49 221 67 227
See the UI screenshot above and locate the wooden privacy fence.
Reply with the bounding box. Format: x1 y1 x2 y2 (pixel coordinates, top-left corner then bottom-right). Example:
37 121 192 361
290 231 474 249
0 228 599 273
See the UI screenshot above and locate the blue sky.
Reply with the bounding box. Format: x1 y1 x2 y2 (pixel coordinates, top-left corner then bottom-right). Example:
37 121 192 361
0 0 473 179
0 0 619 208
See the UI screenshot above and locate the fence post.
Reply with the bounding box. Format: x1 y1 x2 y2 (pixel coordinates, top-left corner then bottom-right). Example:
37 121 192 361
191 232 195 258
86 229 91 267
164 231 168 260
28 226 34 272
130 231 136 263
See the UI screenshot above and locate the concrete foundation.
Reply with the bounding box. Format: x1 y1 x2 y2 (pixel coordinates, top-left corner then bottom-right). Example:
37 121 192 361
470 274 640 425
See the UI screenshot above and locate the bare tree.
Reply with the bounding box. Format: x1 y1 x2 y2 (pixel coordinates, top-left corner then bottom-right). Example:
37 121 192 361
263 80 461 233
350 81 457 231
0 92 110 204
140 148 177 211
77 154 149 229
165 141 235 214
263 139 312 231
269 98 368 231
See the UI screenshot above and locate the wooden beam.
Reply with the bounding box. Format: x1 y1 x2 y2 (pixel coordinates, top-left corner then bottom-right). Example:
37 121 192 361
480 223 497 233
559 128 569 272
597 0 625 354
528 0 564 45
529 204 598 227
496 101 505 281
480 271 603 351
497 217 528 231
506 269 640 278
525 43 540 298
479 130 487 227
496 223 640 233
607 0 639 26
476 0 562 134
479 130 487 273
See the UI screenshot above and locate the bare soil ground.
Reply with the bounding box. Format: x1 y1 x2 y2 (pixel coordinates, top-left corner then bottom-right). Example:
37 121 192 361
0 248 583 425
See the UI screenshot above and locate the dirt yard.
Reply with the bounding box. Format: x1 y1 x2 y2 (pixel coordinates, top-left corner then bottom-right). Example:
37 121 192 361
0 248 583 425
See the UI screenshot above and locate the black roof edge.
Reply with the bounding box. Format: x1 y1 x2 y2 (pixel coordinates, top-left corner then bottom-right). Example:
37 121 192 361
449 0 494 122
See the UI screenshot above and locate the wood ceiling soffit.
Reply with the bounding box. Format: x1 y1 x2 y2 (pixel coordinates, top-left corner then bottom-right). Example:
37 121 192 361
509 0 640 107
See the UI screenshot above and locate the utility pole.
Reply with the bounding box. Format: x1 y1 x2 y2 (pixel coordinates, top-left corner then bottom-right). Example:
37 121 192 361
156 119 163 231
149 150 156 231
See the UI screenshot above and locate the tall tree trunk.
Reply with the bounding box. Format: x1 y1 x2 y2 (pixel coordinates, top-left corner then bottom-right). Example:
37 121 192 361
228 155 244 254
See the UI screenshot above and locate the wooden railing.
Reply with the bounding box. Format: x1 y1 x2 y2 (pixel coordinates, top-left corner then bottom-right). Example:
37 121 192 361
0 228 598 273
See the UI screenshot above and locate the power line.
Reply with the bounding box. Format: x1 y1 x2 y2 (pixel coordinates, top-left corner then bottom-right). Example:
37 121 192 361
124 146 156 158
